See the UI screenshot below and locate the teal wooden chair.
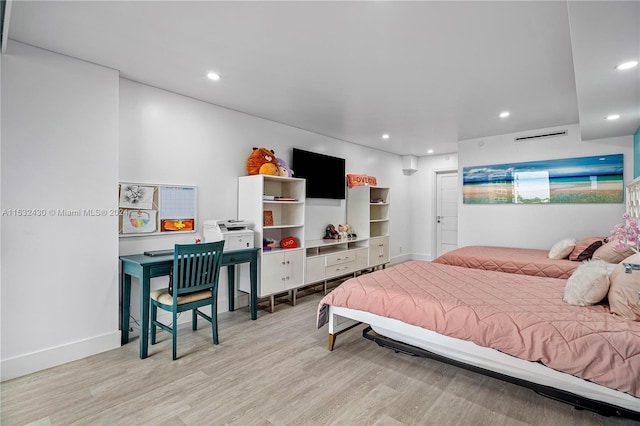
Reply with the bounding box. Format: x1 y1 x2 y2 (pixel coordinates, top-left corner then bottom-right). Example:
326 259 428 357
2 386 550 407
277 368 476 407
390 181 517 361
150 241 225 360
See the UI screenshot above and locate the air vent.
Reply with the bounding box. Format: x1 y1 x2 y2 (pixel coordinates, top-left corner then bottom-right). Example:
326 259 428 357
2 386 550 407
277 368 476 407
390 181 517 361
514 130 568 142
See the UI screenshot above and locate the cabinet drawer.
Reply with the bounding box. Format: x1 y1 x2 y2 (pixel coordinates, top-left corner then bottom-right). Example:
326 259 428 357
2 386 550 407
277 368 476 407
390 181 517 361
325 263 355 277
325 248 368 278
326 251 357 266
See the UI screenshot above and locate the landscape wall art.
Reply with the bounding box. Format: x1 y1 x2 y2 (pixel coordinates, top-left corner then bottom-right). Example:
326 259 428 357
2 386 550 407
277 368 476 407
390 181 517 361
463 154 624 204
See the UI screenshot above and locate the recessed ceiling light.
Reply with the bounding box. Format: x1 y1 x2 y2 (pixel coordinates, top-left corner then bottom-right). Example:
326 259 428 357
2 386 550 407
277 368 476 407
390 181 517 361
382 134 390 139
499 111 510 118
427 149 434 154
606 114 621 120
207 72 221 81
616 61 638 70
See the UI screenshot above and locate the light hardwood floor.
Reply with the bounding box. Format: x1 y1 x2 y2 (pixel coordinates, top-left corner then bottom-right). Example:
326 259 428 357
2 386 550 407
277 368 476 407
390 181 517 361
1 287 638 426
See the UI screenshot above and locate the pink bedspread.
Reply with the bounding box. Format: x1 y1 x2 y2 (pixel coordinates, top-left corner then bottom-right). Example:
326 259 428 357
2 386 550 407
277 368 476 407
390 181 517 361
318 261 640 398
432 245 578 279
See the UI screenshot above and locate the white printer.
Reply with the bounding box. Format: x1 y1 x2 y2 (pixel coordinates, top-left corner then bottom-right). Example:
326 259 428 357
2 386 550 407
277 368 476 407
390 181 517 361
203 219 254 251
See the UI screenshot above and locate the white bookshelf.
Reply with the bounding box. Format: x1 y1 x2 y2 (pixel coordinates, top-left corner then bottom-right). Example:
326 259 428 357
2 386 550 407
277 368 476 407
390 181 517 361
347 186 390 268
238 175 306 307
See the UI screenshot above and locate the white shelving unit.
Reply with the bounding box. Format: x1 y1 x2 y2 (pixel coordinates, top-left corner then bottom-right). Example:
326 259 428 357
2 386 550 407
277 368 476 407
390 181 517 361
239 177 391 313
238 175 306 310
304 237 369 294
347 185 390 269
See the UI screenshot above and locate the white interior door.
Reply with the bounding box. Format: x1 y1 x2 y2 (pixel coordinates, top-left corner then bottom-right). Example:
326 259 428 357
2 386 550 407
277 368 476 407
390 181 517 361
435 171 459 258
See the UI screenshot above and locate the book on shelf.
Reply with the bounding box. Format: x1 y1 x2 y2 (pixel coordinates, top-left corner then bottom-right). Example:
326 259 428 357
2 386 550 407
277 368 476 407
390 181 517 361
263 210 274 226
274 196 297 201
263 195 275 201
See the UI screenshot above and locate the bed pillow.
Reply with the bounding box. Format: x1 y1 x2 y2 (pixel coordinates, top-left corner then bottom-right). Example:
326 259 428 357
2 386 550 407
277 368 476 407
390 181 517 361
563 259 611 306
591 240 636 263
607 253 640 321
548 238 576 260
569 237 605 261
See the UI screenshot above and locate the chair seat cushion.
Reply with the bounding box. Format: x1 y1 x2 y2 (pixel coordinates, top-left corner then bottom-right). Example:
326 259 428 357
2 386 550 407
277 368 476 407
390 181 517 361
151 288 212 305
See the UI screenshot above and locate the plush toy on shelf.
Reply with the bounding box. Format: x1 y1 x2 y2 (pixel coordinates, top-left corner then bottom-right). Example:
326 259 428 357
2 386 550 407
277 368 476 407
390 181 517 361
246 147 279 176
276 157 294 177
344 223 356 238
337 224 349 239
324 224 339 240
263 237 277 251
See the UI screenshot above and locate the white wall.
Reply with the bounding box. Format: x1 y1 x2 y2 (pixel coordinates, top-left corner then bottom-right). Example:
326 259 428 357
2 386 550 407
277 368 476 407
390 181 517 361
1 42 120 380
457 124 634 249
6 43 631 381
409 153 459 260
118 79 412 330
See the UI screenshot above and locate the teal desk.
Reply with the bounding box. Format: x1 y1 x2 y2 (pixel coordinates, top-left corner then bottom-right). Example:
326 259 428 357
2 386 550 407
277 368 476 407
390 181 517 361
120 247 260 359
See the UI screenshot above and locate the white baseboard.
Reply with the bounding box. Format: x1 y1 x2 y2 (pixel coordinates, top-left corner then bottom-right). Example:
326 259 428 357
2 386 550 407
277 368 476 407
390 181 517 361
389 253 424 265
1 331 121 382
408 253 432 262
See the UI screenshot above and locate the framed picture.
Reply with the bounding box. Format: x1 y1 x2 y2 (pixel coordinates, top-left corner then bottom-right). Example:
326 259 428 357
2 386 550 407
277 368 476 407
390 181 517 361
463 154 624 204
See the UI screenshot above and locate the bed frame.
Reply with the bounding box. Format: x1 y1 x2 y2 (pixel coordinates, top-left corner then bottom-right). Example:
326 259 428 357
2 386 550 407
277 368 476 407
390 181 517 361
326 305 640 420
324 178 640 419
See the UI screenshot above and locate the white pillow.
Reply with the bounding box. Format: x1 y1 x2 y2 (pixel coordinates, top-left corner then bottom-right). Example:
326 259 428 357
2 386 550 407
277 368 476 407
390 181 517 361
548 238 576 260
563 259 611 306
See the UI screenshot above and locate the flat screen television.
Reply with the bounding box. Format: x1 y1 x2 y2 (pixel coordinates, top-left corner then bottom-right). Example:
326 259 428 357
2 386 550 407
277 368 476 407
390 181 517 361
292 148 346 199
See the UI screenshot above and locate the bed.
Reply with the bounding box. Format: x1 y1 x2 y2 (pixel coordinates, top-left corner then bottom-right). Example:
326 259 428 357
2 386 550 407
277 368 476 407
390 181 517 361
432 245 580 279
317 260 640 419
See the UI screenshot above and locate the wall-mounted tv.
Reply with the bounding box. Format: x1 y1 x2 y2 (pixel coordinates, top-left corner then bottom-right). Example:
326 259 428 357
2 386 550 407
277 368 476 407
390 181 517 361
292 148 346 199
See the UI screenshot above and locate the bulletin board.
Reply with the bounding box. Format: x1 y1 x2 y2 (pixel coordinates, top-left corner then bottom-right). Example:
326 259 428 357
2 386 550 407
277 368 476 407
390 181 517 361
118 182 197 237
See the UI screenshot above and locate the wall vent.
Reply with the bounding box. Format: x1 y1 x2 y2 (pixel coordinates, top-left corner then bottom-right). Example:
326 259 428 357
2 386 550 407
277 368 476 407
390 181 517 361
514 130 568 142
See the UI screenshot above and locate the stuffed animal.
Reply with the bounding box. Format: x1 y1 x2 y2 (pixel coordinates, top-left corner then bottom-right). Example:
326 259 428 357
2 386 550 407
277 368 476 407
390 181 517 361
324 224 339 240
276 157 294 177
344 224 356 238
337 224 348 239
246 147 279 176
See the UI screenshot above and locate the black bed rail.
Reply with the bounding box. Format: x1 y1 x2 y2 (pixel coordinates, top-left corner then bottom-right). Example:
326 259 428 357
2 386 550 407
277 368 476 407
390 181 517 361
362 326 640 421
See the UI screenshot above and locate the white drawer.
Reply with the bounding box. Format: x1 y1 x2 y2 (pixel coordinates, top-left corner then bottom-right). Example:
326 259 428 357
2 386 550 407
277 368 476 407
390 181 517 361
326 251 357 266
325 263 355 277
325 248 368 278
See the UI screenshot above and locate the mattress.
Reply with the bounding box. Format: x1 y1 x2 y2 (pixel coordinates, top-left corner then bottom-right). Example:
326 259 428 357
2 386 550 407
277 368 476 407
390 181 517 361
317 261 640 399
432 245 578 279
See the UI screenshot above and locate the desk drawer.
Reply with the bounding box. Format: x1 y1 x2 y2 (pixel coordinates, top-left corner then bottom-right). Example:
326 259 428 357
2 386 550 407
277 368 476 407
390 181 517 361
222 251 254 265
326 251 357 267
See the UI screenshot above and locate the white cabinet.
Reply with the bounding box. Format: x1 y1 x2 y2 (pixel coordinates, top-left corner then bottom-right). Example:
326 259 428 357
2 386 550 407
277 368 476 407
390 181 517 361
368 236 390 267
304 238 369 293
347 186 390 268
238 175 306 300
261 250 304 295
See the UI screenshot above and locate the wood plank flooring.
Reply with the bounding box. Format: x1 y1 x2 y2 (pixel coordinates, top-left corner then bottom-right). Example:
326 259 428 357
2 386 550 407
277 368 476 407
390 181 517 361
1 288 637 426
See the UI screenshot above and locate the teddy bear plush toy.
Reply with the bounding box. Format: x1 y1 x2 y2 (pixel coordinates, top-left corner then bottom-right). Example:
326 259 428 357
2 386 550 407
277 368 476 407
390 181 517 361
337 224 349 239
276 157 294 177
246 147 279 176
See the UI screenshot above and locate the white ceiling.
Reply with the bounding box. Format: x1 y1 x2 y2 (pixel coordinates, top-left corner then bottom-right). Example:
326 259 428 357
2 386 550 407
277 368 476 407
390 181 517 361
5 1 639 156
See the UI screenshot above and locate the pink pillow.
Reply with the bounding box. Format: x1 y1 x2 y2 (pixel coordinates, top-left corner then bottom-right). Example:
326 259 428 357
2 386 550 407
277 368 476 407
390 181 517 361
607 253 640 321
569 237 605 261
592 240 636 264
